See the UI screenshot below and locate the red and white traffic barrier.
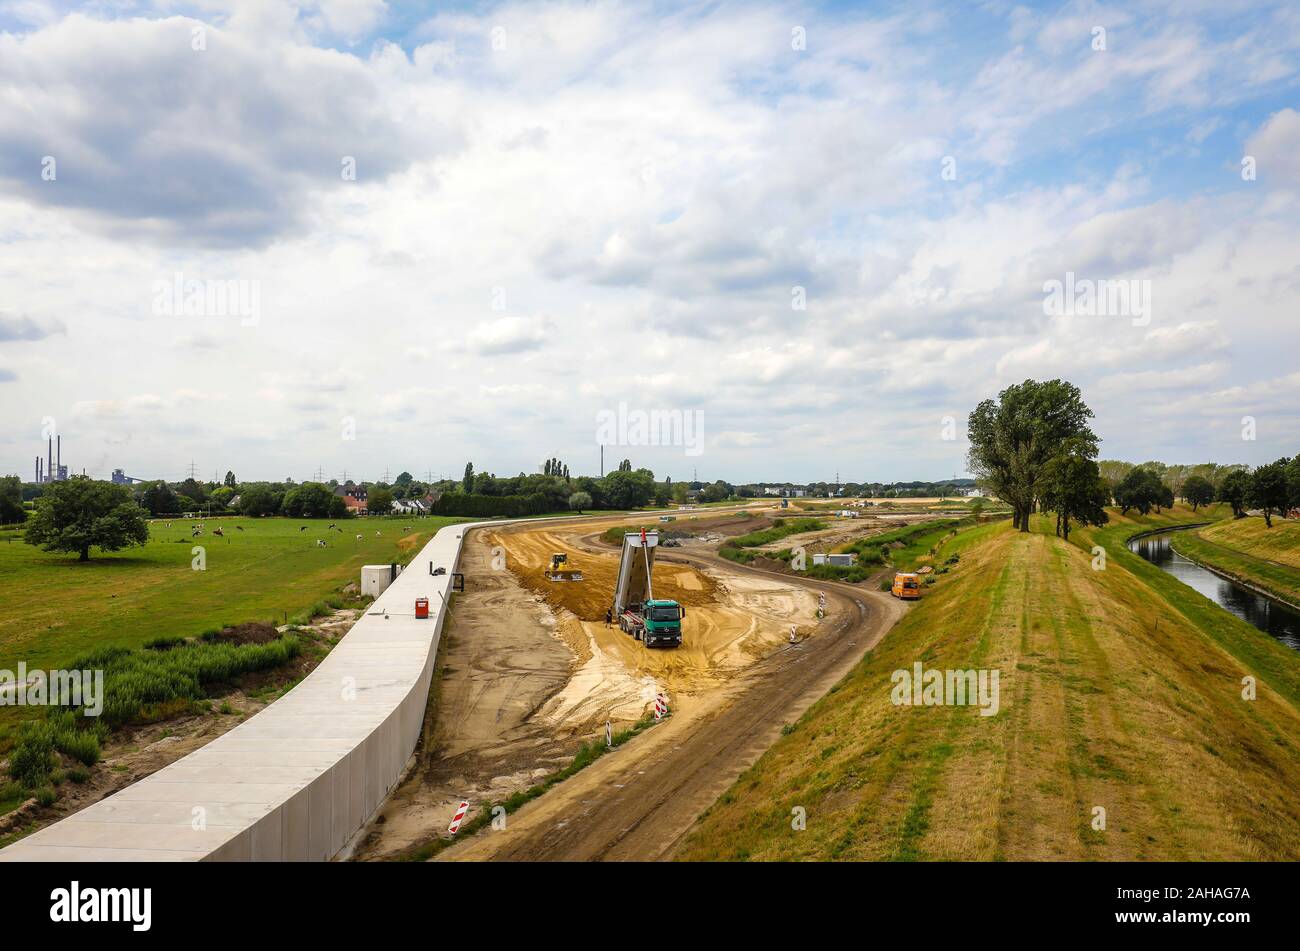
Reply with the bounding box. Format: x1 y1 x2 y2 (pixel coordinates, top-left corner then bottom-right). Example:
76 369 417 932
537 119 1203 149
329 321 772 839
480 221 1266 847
448 800 470 834
654 692 668 720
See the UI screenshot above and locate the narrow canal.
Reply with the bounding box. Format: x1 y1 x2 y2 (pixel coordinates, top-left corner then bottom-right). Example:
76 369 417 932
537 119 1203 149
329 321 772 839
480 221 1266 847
1129 528 1300 651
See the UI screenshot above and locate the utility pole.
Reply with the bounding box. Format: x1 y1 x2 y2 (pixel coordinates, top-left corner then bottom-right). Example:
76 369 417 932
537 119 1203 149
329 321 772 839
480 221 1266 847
186 460 199 480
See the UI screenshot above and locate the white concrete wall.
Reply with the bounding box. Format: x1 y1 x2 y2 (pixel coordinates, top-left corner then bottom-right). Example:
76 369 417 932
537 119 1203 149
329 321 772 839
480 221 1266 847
0 519 485 862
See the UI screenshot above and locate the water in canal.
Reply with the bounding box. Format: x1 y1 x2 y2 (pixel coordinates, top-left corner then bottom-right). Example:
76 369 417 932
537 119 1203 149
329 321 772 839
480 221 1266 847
1129 529 1300 652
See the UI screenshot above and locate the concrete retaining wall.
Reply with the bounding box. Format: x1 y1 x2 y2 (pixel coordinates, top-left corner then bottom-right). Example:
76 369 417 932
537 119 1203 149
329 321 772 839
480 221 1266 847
0 520 479 862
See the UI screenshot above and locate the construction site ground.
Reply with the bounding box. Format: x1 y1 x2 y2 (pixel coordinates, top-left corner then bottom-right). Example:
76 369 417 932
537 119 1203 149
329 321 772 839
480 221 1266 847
353 506 908 861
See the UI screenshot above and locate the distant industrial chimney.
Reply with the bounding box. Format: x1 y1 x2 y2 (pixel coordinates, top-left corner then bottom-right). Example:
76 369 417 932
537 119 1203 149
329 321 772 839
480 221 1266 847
57 435 61 480
47 437 52 484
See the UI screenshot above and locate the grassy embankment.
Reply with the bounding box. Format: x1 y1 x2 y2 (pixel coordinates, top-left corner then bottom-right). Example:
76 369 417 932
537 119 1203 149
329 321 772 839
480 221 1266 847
1172 517 1300 608
677 503 1300 861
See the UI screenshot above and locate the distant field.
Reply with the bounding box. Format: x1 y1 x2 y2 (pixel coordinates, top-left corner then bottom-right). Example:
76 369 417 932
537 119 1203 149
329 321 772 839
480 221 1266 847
679 504 1300 861
1173 516 1300 607
0 515 468 673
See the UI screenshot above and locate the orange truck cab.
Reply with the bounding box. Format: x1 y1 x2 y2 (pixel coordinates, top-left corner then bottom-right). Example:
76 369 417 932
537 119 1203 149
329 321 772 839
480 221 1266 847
892 572 921 600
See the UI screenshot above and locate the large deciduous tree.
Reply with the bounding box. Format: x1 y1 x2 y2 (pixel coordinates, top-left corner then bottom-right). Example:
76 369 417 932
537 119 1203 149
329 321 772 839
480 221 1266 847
1181 475 1215 512
601 468 656 509
1247 459 1291 527
367 487 394 516
1041 453 1110 541
1114 466 1165 516
1217 469 1250 518
966 379 1098 532
24 476 149 561
0 475 26 524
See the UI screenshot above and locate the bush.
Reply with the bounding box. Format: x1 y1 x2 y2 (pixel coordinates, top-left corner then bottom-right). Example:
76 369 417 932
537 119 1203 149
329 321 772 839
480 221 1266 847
144 635 187 651
8 633 302 788
805 563 872 584
57 728 102 767
35 786 58 807
10 725 54 788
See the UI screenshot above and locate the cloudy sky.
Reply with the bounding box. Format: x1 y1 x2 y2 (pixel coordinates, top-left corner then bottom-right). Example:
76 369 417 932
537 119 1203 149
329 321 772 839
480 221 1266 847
2 0 1299 485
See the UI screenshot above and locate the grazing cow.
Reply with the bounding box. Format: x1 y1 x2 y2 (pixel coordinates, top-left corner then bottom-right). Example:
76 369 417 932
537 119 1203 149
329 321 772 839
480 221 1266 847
356 534 363 540
213 527 224 537
317 539 326 548
328 524 336 530
375 531 381 537
300 526 308 532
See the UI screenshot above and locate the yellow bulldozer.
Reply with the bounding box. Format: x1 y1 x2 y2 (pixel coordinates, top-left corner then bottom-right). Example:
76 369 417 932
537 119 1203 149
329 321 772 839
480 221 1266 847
545 552 584 582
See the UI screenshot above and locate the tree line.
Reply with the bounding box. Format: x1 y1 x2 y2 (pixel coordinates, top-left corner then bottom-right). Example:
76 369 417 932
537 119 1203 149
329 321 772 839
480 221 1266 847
968 379 1299 535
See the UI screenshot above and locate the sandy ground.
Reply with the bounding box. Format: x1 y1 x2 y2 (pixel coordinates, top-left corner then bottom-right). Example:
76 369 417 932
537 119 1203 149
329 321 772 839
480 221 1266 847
353 512 824 859
440 550 905 861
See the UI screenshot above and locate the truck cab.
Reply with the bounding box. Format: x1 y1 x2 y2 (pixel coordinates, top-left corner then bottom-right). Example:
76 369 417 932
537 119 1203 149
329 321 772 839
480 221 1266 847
622 599 685 647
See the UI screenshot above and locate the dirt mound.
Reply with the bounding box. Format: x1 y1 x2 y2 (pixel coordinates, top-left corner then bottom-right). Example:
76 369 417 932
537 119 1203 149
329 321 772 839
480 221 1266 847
214 621 281 645
491 525 719 622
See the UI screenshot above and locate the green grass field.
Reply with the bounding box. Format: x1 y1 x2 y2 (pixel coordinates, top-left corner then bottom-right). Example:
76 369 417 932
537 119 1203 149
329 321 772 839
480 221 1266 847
1172 517 1300 607
678 503 1300 861
0 515 468 674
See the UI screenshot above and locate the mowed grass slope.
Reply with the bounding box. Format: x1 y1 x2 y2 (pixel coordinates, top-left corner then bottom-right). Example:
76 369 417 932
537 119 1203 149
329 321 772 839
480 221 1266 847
1173 517 1300 607
0 516 467 672
677 506 1300 861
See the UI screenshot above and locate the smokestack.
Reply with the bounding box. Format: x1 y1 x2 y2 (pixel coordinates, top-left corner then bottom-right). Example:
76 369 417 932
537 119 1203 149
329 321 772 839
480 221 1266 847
57 434 61 480
48 436 53 484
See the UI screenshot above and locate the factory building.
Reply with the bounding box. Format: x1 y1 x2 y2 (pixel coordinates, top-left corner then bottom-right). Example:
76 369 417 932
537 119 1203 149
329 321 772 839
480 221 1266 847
34 435 68 484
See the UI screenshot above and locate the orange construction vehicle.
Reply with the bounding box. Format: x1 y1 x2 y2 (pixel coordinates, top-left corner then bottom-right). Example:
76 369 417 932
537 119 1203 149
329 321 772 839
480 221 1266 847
891 572 921 600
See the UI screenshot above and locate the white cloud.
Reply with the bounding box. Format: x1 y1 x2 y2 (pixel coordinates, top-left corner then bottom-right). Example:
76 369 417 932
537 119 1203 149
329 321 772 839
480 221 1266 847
2 2 1299 482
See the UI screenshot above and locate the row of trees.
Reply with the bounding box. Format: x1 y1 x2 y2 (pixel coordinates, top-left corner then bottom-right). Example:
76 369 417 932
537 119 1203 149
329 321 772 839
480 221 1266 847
1218 457 1298 526
1106 457 1298 526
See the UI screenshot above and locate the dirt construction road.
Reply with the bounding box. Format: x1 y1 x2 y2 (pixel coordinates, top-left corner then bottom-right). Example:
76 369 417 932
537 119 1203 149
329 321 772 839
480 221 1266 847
440 548 906 862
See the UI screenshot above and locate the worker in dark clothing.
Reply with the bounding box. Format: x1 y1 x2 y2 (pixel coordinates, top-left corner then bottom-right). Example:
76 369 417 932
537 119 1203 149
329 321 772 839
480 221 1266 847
605 608 613 628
